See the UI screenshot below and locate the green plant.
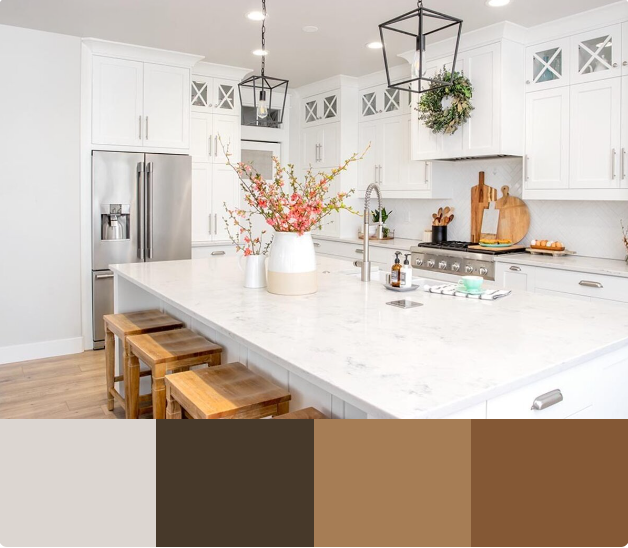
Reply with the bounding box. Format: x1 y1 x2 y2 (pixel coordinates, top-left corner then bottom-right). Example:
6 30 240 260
371 208 392 224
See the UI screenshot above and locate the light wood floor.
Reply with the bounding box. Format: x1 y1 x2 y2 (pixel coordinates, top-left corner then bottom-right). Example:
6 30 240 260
0 351 137 419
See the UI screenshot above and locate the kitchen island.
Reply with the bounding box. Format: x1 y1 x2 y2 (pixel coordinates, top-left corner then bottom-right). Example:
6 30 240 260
111 256 628 419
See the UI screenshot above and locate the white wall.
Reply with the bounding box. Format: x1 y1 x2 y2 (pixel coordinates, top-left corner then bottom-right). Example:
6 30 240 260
384 158 628 261
0 24 82 364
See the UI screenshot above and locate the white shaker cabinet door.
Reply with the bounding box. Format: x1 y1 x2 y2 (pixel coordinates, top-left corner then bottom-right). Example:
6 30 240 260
212 80 239 116
622 76 628 188
569 79 621 189
212 164 240 242
380 117 403 189
525 38 570 92
213 114 240 164
318 123 340 168
191 164 212 243
624 23 628 76
92 56 144 147
357 121 379 191
525 87 570 190
571 24 622 84
191 113 212 163
143 63 190 149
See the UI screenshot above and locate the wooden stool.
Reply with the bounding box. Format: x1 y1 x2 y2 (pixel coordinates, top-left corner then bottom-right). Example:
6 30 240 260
165 362 291 420
104 310 184 418
126 329 222 419
273 407 328 419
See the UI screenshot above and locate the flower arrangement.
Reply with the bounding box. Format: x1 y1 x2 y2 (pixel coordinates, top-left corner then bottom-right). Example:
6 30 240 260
622 220 628 263
225 148 366 237
223 206 272 257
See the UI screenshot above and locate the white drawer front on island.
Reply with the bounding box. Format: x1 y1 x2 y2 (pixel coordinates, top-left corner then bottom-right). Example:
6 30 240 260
487 363 593 419
534 268 628 304
191 245 237 259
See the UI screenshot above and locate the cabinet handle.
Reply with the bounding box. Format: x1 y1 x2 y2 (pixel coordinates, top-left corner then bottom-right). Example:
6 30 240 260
379 165 384 184
215 136 218 157
510 266 522 272
211 251 226 256
612 149 617 179
525 155 530 181
209 135 213 157
624 61 628 67
355 249 364 254
314 243 321 248
214 214 218 235
531 389 563 411
424 162 429 184
622 149 626 180
579 280 603 289
139 116 142 140
95 273 115 280
319 143 323 162
145 116 149 141
208 214 212 234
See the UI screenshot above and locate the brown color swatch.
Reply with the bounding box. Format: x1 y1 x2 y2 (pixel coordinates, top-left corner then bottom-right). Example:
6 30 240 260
156 420 315 547
314 420 472 547
472 420 628 547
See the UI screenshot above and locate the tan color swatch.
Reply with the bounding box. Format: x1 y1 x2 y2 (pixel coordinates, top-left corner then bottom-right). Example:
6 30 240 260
314 420 471 547
471 420 628 547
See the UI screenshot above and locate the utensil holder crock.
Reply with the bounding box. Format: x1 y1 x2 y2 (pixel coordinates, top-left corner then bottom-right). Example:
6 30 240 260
432 226 447 243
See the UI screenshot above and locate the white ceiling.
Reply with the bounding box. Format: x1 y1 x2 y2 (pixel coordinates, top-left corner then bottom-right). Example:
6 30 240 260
0 0 621 87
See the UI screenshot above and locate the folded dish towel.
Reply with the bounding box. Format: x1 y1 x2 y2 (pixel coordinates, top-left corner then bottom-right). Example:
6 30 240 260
423 284 512 301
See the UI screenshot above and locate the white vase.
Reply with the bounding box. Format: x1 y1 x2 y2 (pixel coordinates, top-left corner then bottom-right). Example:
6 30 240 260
267 231 318 296
239 254 267 289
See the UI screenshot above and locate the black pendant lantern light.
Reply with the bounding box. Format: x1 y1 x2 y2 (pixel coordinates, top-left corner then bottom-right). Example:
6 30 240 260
379 0 463 94
239 0 289 128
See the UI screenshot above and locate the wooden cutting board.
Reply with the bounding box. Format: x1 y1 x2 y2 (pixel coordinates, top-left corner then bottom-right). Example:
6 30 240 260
494 186 530 244
468 245 526 253
471 172 497 243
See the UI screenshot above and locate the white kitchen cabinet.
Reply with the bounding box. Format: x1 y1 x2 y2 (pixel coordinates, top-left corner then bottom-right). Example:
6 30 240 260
191 76 239 116
624 23 628 76
191 113 239 164
358 121 379 190
569 78 621 189
191 163 240 244
302 123 339 168
192 244 238 259
92 56 144 147
525 38 571 92
524 87 570 190
622 76 628 188
571 24 623 84
359 85 407 121
303 91 340 125
191 113 212 163
92 57 190 149
495 263 535 292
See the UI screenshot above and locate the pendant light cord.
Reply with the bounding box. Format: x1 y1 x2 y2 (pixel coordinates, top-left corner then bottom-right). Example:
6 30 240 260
261 0 267 77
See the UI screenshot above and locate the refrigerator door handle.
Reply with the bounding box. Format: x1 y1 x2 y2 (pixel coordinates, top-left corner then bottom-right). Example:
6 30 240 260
137 162 145 260
146 162 154 260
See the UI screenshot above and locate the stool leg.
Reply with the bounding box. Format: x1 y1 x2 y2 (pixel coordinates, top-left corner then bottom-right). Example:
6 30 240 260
152 364 167 420
104 325 115 412
166 384 182 420
277 401 290 416
125 353 140 419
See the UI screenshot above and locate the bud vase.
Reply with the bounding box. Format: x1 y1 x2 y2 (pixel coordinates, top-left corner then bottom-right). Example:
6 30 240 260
267 232 318 296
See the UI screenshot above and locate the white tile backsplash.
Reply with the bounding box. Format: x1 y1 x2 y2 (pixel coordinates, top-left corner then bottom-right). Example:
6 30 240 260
383 158 628 260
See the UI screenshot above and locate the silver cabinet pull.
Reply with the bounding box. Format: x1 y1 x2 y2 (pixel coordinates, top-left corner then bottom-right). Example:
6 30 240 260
355 249 364 254
145 116 149 141
136 162 145 260
95 273 114 280
209 135 213 157
374 165 378 183
380 165 384 184
319 143 323 162
525 155 530 181
146 162 154 259
211 251 226 256
314 243 321 248
510 266 522 272
579 280 603 289
424 162 429 184
215 136 218 157
612 149 617 179
531 389 563 411
622 149 626 180
139 116 142 140
214 214 218 235
208 215 212 234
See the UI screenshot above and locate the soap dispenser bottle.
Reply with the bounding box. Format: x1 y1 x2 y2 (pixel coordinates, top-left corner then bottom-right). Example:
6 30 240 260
402 254 413 288
391 252 402 288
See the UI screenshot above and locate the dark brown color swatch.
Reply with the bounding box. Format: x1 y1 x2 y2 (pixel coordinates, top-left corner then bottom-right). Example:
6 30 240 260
314 420 472 547
156 420 315 547
472 420 628 547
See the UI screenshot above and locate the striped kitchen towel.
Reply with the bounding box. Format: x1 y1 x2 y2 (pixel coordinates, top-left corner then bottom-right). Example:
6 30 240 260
423 283 512 300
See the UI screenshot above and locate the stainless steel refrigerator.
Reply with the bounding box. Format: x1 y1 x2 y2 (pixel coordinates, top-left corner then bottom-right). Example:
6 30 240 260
92 151 191 349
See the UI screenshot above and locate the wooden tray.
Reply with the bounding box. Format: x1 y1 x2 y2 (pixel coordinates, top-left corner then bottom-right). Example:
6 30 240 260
469 245 526 253
358 234 395 241
527 247 576 257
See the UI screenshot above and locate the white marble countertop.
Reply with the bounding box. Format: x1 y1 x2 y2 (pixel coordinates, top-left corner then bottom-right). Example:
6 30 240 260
495 253 628 279
313 234 419 251
111 257 628 419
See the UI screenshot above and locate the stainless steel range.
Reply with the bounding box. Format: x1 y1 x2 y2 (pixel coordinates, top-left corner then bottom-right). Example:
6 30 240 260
410 242 524 281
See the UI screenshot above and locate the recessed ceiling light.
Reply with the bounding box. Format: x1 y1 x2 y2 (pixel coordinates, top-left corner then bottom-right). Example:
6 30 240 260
303 26 319 33
485 0 511 6
367 42 383 49
246 11 266 21
252 49 268 56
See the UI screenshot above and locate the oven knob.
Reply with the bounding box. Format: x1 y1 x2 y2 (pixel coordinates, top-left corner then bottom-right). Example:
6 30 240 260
439 261 448 270
451 263 461 272
479 267 489 276
415 258 424 267
427 260 435 268
465 265 474 274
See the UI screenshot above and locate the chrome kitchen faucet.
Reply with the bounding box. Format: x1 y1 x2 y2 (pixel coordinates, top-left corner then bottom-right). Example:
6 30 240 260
361 183 384 282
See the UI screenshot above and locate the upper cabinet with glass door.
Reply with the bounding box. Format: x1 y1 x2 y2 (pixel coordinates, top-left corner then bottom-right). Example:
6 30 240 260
525 38 570 92
191 75 239 116
571 25 622 84
359 84 408 121
303 91 340 125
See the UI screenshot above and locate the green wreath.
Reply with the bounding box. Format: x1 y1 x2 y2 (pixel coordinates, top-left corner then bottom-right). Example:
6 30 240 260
416 68 474 135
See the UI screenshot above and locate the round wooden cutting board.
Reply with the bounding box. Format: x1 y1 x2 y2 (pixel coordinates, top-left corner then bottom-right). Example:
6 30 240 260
495 186 530 244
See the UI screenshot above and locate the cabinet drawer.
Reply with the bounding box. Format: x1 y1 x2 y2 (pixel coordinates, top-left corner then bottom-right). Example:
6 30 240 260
192 244 237 259
313 239 354 258
487 363 592 419
534 268 628 303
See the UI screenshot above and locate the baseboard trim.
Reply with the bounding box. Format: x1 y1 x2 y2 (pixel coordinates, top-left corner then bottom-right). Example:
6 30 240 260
0 337 84 365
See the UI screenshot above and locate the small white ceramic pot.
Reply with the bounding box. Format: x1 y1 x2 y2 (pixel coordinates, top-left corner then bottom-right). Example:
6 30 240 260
239 254 267 289
267 231 318 296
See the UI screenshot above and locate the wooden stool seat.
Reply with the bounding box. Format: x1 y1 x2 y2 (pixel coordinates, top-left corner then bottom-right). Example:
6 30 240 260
104 310 184 418
127 329 222 419
273 407 328 420
165 362 291 420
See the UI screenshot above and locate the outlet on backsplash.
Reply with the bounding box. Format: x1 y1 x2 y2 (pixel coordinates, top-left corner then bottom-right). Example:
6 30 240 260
382 158 628 261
